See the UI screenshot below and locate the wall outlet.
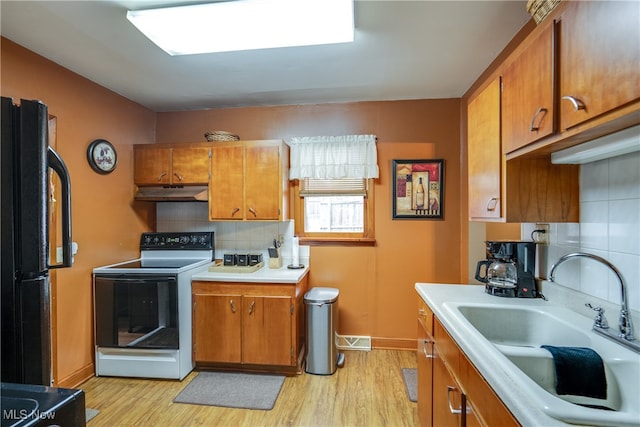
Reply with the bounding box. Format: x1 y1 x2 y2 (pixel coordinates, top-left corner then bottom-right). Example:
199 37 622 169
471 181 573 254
278 234 285 245
534 223 550 245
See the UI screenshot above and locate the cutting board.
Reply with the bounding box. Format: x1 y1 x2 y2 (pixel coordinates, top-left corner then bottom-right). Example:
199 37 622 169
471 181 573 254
208 261 264 273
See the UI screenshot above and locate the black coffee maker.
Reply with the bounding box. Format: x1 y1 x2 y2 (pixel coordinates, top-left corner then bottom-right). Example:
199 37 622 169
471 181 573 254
475 241 538 298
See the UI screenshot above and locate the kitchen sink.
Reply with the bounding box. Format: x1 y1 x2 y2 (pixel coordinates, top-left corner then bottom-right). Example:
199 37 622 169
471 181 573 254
454 305 591 347
442 302 640 427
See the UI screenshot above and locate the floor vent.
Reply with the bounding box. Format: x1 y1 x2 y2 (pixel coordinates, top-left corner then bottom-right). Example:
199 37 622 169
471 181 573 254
336 334 371 351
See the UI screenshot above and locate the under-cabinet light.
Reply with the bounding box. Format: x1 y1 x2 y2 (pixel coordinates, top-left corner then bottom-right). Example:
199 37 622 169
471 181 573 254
551 125 640 164
126 0 354 56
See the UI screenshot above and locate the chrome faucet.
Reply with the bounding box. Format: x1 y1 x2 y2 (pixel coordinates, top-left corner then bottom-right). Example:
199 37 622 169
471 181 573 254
549 252 639 352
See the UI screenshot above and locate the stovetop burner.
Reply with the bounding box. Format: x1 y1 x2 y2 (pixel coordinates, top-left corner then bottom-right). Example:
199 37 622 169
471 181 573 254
107 259 209 269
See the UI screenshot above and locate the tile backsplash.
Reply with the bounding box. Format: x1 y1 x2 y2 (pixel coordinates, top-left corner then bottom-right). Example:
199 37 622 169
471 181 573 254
523 151 640 313
156 203 307 263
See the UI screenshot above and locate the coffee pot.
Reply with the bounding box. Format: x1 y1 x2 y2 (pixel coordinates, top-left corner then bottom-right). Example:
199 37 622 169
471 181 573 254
476 258 518 289
475 241 538 298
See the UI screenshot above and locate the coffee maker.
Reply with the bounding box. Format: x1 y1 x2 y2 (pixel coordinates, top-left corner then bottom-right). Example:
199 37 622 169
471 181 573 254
475 241 538 298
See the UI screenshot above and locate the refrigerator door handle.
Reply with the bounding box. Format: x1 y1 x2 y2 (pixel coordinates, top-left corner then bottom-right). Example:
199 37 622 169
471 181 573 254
47 146 72 268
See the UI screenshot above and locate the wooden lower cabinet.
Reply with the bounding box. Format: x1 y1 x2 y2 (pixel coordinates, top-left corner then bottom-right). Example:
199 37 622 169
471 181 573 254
417 301 434 426
192 275 308 376
417 300 519 427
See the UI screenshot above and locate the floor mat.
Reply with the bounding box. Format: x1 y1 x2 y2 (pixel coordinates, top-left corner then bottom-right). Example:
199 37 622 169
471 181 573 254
402 368 417 402
173 372 285 410
86 408 99 422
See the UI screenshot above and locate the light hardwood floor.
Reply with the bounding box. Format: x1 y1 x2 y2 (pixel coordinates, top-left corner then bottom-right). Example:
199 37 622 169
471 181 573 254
81 349 418 427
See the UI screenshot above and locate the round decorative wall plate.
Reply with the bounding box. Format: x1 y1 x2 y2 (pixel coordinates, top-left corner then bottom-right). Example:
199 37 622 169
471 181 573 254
87 139 117 174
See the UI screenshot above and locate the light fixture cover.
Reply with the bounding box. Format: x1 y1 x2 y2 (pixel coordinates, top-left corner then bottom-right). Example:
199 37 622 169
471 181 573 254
551 125 640 164
127 0 354 55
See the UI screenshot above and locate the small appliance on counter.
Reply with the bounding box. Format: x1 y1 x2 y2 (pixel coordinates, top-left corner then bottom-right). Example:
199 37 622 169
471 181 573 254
475 240 538 298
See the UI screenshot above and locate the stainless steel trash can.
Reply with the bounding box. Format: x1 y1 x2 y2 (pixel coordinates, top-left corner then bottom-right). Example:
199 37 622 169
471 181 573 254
304 287 344 375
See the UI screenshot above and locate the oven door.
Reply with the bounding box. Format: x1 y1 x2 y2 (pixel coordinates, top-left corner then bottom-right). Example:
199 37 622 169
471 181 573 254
94 274 178 349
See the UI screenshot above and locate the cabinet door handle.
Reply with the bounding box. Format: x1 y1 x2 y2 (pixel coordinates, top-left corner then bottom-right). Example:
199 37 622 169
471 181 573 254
447 385 462 415
422 339 434 359
562 95 586 111
529 107 548 132
248 207 257 217
248 301 255 315
157 172 167 181
173 172 183 181
231 208 240 216
229 299 236 313
485 197 499 212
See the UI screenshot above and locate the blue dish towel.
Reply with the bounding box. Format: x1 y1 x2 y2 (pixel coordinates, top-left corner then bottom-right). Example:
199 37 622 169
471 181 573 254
541 345 607 399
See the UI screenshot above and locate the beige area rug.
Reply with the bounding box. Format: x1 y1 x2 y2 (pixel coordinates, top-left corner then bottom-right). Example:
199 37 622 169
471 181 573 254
402 368 417 402
173 372 285 410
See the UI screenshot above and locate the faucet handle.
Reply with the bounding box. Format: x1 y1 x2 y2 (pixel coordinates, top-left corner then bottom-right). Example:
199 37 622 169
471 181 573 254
586 303 609 329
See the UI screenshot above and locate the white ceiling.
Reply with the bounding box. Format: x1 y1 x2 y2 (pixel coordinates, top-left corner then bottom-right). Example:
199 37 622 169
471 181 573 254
0 1 531 112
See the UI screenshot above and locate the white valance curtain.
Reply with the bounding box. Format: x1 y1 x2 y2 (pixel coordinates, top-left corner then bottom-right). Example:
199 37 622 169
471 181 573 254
288 134 379 180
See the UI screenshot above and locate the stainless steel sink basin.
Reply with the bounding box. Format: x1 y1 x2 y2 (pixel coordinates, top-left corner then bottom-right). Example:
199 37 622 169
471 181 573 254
442 302 640 427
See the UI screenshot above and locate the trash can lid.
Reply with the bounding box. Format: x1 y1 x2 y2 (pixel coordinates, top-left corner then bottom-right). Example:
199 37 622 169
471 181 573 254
304 287 339 303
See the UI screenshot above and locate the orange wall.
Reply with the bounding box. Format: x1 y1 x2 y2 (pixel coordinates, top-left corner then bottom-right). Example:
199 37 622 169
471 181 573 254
2 34 467 378
1 38 156 386
156 100 465 348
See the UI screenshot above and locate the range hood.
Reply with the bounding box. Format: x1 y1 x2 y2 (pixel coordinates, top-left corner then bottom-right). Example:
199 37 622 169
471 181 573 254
551 125 640 164
134 185 208 202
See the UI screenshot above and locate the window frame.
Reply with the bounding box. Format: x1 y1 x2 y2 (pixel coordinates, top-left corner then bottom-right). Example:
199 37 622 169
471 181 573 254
292 178 376 246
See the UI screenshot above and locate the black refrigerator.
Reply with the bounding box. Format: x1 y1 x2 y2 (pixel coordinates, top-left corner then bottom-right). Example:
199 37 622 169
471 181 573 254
1 97 73 386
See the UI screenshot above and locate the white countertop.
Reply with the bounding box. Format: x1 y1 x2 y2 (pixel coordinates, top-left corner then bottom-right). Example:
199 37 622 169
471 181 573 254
416 283 570 427
192 260 309 283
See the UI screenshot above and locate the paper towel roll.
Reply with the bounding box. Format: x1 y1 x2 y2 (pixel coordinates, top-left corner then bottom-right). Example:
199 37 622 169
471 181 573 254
292 236 299 266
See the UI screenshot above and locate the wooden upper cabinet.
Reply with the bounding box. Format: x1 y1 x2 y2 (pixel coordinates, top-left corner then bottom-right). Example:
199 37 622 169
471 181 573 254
209 145 245 220
468 78 503 220
134 147 171 185
558 1 640 130
171 147 211 185
502 23 555 153
209 140 289 221
468 77 579 223
134 145 211 186
245 144 283 220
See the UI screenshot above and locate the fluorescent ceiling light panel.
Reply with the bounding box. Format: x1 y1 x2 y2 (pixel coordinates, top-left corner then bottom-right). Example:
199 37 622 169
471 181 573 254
126 0 354 55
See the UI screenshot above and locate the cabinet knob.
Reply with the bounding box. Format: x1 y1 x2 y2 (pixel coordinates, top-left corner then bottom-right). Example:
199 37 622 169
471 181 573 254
173 172 183 181
248 301 256 315
231 208 240 216
562 95 586 111
229 299 236 313
248 207 257 217
529 107 548 132
157 172 167 181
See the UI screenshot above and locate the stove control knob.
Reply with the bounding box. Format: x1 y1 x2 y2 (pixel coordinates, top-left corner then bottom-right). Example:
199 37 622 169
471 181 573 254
179 236 189 245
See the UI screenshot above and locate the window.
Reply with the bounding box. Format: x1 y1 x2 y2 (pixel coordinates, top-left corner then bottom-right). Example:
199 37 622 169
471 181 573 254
288 134 378 245
293 178 375 244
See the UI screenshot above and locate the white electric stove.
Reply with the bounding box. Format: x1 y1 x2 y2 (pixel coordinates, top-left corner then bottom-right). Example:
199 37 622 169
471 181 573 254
92 232 213 380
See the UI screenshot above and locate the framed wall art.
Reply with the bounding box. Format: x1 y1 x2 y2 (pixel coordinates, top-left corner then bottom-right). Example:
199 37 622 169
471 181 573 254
392 159 444 219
